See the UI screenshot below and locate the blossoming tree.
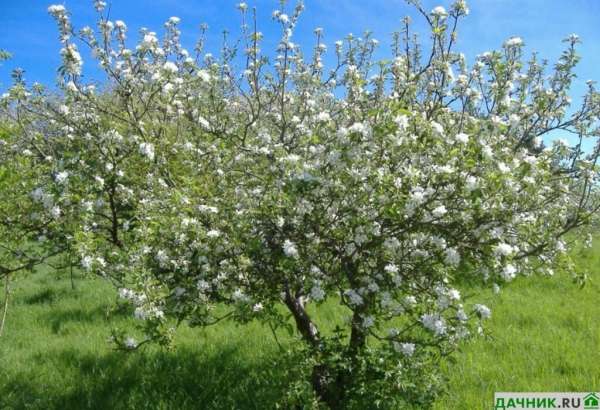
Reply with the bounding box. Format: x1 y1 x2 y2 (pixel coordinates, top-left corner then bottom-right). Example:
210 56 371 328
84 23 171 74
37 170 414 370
2 0 600 407
1 51 78 335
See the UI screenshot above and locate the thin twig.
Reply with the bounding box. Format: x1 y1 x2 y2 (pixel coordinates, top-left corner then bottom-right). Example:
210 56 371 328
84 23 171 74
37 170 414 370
268 321 285 352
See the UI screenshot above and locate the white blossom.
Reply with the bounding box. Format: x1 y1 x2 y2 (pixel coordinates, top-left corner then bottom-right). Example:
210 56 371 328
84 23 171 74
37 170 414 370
345 289 364 307
384 263 399 274
206 229 221 238
504 37 523 47
124 337 137 349
163 61 179 74
455 133 469 144
474 304 491 319
48 5 66 15
50 206 61 219
316 112 331 122
421 313 447 336
431 6 448 17
310 285 325 301
396 342 415 357
81 256 93 271
139 142 155 161
432 205 447 218
501 264 517 281
444 248 460 266
283 239 299 259
494 243 514 257
55 171 69 184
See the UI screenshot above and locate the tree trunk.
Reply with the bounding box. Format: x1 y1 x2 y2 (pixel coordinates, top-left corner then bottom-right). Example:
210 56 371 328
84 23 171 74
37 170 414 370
311 363 343 410
282 286 369 409
282 288 341 408
69 253 75 290
0 273 10 337
283 290 320 347
349 310 367 353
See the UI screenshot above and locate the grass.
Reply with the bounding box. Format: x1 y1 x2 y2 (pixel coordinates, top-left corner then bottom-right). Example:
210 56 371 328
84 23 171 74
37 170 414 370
434 246 600 409
0 272 289 409
0 241 599 409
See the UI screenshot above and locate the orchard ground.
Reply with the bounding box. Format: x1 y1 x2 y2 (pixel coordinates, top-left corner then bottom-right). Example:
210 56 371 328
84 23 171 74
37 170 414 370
1 237 599 410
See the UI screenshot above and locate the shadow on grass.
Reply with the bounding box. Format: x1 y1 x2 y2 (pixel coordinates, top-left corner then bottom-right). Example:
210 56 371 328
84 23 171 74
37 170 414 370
0 345 291 410
23 288 65 305
32 304 131 335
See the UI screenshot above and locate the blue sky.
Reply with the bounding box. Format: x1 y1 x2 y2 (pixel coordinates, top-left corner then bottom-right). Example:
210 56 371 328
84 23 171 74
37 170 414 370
1 0 599 101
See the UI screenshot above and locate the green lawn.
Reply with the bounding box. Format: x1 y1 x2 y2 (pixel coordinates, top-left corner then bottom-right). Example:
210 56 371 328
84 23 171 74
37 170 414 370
434 244 600 409
1 242 599 409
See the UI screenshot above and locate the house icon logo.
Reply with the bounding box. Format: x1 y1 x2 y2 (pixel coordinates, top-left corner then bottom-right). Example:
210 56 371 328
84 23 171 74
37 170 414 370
584 393 600 410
